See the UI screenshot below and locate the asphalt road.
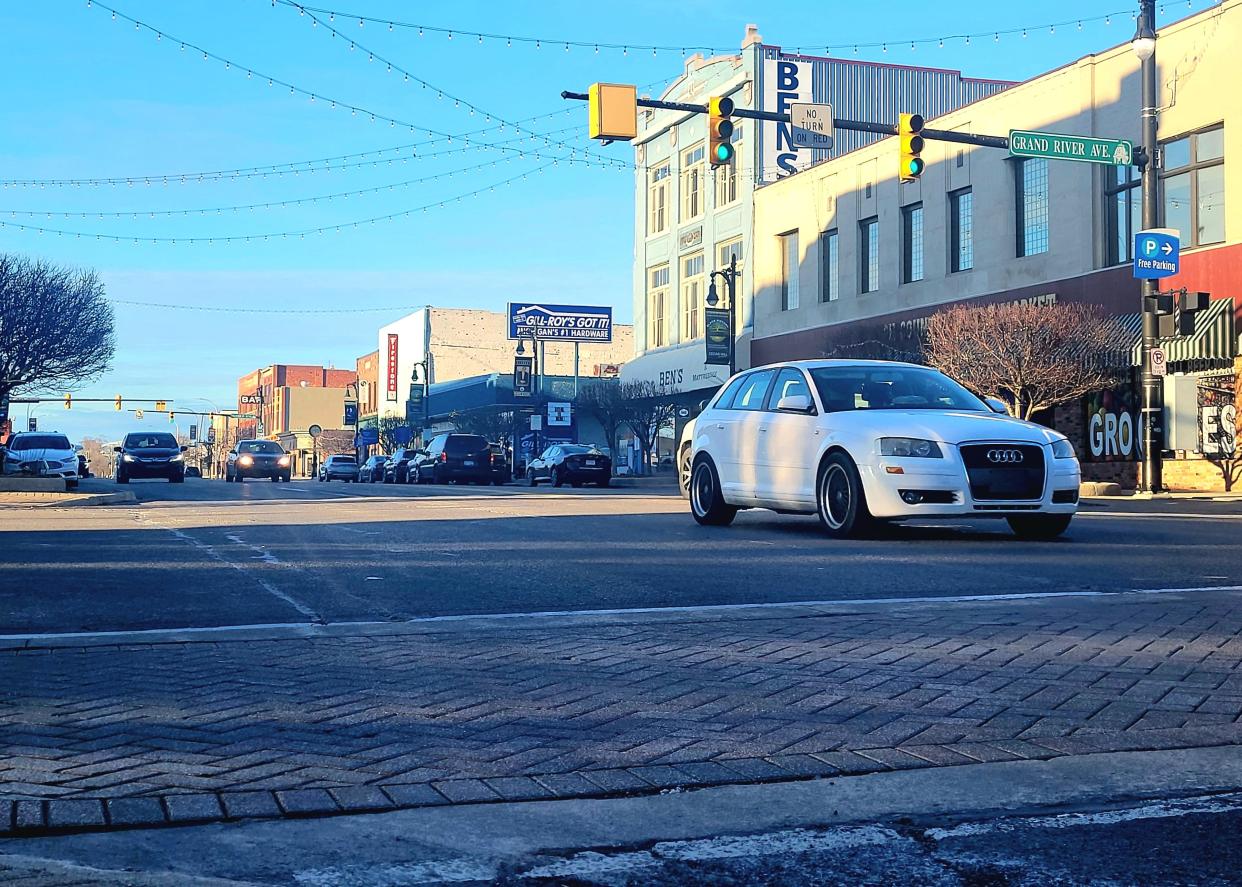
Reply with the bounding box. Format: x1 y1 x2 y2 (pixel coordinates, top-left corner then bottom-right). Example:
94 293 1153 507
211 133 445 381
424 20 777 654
1 477 1240 634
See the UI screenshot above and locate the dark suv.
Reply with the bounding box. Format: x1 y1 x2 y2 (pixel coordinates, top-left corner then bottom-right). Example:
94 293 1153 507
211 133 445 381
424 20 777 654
115 432 187 484
414 433 493 484
227 439 292 483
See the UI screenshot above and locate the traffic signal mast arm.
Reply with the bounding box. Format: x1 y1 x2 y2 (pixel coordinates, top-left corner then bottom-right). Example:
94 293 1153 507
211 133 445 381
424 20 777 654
562 90 1011 150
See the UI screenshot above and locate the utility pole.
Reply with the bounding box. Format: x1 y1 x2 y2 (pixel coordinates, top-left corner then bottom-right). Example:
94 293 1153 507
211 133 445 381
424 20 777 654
1133 0 1163 493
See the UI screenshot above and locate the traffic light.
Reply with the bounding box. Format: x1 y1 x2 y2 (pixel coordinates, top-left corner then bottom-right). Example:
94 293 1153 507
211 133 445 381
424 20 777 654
64 393 72 410
115 395 122 411
155 400 167 412
169 412 175 423
709 96 735 167
899 113 926 182
587 82 637 141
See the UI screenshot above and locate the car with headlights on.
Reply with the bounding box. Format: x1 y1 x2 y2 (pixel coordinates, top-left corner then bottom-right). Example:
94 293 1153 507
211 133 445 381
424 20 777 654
226 439 292 483
1 432 81 488
687 360 1080 539
114 432 187 484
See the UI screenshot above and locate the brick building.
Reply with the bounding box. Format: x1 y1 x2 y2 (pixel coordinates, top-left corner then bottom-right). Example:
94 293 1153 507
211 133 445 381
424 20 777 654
236 364 357 440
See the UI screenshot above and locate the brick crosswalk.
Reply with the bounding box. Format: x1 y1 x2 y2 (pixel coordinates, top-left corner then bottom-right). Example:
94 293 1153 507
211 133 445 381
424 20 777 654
3 590 1241 832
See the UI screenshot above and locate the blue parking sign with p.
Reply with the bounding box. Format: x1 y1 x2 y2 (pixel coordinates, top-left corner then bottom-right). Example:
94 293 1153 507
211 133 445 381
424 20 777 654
1134 229 1180 279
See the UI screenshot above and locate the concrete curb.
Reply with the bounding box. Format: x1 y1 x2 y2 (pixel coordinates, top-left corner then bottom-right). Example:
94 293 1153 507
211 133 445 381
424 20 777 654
0 491 136 508
4 734 1239 838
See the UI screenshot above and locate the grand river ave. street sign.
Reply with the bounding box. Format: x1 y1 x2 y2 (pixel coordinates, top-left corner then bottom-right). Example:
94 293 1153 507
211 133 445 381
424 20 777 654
1009 130 1134 166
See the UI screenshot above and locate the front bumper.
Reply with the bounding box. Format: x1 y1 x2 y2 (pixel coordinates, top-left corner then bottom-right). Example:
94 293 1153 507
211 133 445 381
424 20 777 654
122 459 182 478
235 462 288 478
858 446 1080 519
7 459 79 480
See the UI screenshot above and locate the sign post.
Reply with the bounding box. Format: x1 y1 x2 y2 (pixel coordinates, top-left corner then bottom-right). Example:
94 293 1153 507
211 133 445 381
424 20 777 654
1008 130 1134 166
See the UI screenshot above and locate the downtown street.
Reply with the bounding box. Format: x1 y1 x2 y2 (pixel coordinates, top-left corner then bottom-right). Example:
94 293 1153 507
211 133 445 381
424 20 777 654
2 481 1242 883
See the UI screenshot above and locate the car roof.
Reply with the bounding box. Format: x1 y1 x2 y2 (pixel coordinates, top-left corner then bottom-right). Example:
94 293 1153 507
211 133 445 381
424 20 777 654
750 359 929 372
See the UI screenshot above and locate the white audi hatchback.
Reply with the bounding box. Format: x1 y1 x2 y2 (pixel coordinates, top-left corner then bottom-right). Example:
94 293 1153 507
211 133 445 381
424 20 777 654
687 360 1080 539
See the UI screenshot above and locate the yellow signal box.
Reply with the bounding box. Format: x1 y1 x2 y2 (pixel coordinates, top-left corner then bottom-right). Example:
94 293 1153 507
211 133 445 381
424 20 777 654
588 83 638 141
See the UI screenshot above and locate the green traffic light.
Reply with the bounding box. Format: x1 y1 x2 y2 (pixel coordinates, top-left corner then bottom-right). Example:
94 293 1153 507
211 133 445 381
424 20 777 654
907 158 925 176
715 143 734 163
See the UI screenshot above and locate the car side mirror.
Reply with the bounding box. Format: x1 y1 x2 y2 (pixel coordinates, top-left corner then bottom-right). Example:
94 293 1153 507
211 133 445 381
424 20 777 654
180 446 188 452
984 397 1009 415
113 446 122 453
75 444 84 453
776 394 813 414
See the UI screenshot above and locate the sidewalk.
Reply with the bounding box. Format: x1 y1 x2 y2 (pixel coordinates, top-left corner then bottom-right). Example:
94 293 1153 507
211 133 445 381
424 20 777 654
3 586 1240 835
0 490 135 508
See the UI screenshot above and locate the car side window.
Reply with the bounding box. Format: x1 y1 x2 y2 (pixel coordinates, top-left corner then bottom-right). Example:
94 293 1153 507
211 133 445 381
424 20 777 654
767 368 813 411
712 375 748 410
731 370 776 411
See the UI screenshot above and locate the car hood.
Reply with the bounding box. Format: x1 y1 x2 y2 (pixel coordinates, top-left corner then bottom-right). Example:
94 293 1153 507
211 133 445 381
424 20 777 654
8 448 74 461
828 410 1062 446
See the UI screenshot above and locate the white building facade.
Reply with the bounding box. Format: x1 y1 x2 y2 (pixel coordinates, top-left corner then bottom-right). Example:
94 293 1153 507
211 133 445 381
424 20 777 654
621 27 1011 401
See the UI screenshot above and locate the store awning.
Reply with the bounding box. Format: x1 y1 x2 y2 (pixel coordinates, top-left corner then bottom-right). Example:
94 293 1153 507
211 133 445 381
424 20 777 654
1122 297 1237 368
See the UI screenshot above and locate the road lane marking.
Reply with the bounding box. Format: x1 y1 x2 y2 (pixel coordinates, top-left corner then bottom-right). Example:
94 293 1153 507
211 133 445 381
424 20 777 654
1077 511 1242 520
3 583 1239 646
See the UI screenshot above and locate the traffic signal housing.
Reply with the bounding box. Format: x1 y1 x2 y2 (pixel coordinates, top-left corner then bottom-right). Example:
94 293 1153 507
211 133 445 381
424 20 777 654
899 113 926 182
709 96 736 167
64 393 72 410
588 83 637 142
115 395 122 411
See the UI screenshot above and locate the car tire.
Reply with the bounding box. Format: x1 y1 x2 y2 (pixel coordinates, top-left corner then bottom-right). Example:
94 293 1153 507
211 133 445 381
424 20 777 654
690 457 736 527
236 475 244 483
678 445 692 500
816 452 874 539
170 473 184 484
1007 514 1073 540
116 471 128 484
552 468 564 488
527 469 537 487
599 477 611 488
570 480 581 488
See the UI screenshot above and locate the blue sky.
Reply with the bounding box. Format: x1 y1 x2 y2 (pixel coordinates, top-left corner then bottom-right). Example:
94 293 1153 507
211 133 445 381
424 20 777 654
0 0 1206 440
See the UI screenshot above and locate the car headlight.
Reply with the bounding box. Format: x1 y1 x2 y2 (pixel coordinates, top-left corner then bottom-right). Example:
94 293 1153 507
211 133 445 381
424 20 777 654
879 437 943 458
170 453 184 462
278 456 290 467
239 455 253 466
1051 438 1076 460
122 454 136 462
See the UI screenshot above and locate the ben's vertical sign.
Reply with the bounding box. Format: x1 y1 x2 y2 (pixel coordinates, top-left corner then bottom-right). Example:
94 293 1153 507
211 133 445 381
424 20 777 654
386 333 399 402
762 58 813 181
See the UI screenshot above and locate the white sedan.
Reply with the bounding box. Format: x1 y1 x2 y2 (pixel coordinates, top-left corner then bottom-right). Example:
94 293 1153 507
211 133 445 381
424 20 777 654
686 360 1080 539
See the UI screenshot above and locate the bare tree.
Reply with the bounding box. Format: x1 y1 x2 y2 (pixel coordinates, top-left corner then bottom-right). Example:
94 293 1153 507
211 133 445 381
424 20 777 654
449 406 515 444
315 429 355 456
0 254 115 409
822 320 926 363
575 380 625 471
618 381 677 476
925 302 1130 420
375 415 409 453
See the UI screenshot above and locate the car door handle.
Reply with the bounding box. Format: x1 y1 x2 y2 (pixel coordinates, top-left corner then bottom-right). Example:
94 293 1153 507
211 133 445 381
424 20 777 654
758 426 769 432
715 423 725 430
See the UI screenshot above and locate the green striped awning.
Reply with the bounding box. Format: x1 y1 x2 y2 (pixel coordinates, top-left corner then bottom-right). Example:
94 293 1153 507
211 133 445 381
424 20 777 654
1123 297 1237 367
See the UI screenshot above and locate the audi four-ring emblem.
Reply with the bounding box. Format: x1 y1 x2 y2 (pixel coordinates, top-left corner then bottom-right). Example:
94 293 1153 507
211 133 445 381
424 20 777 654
986 448 1024 464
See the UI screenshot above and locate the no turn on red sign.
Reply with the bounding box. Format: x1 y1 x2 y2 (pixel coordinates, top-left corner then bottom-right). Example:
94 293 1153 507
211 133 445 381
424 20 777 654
1151 347 1168 376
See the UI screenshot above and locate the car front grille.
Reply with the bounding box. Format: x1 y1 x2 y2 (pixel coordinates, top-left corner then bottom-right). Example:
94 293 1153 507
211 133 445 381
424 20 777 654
960 444 1045 501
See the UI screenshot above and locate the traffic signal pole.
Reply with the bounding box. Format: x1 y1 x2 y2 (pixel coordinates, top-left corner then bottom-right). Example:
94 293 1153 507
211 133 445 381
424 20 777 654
560 92 1011 151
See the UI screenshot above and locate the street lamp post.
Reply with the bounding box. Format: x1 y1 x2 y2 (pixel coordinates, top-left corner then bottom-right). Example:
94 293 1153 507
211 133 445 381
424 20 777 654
516 336 540 459
1133 0 1163 493
706 253 740 378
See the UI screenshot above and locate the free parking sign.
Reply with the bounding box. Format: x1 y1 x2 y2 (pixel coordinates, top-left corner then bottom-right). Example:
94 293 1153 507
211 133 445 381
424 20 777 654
1134 228 1180 279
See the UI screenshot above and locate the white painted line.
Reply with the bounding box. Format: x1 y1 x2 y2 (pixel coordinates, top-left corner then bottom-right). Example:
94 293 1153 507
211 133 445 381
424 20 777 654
3 583 1238 646
926 792 1242 840
1077 511 1242 520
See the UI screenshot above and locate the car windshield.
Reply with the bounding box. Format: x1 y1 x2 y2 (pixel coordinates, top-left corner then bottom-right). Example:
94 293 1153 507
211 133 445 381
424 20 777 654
9 434 72 451
126 433 177 449
809 366 987 413
238 441 284 454
332 455 356 463
445 435 488 454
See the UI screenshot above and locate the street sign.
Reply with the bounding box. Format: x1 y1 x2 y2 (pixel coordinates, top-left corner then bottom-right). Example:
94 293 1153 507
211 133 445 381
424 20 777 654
508 302 613 342
790 103 833 149
548 402 572 427
28 417 36 432
207 427 216 444
357 427 379 446
343 403 358 426
513 356 534 397
1151 347 1168 376
705 308 731 366
392 425 414 445
189 424 198 442
530 415 543 432
308 424 322 438
1008 130 1133 166
1134 228 1180 279
135 410 143 420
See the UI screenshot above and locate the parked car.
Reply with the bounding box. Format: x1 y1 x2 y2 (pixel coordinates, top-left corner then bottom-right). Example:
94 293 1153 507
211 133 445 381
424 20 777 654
487 442 511 485
383 448 422 484
227 439 292 483
687 360 1080 539
526 444 612 488
357 454 388 483
413 433 492 484
1 432 80 488
77 453 90 479
317 453 357 482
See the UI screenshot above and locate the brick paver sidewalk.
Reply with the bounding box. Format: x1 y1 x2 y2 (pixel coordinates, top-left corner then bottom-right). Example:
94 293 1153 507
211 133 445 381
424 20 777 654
4 590 1242 833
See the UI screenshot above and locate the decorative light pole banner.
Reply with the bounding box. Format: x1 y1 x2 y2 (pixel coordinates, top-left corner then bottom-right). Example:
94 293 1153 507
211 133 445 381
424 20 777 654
508 303 613 342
